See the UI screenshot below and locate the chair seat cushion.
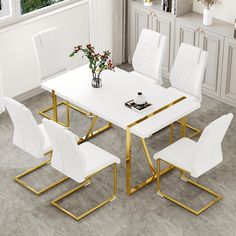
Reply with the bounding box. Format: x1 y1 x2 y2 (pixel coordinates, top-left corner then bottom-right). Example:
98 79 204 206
129 71 162 86
78 142 120 178
153 138 197 173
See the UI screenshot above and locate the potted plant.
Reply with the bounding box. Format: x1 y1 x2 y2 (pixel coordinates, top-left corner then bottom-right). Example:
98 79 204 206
70 44 115 88
143 0 153 7
197 0 217 26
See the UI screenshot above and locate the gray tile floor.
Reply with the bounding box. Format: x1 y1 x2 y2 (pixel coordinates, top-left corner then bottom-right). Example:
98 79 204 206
0 65 236 236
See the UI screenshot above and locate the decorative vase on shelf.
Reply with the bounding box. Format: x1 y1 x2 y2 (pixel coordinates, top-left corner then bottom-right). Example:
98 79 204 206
197 0 216 26
70 44 115 88
203 7 213 26
143 0 153 7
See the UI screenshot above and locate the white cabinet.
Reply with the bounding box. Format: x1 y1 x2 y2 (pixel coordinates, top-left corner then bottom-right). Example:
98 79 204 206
152 13 174 75
199 29 224 98
221 38 236 106
175 20 199 55
130 5 151 60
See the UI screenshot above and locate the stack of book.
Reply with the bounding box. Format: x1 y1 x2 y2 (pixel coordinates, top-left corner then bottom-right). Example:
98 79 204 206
160 0 176 15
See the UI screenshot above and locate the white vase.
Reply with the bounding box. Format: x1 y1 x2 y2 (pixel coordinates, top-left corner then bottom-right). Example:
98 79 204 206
144 1 153 7
203 8 213 26
135 92 146 105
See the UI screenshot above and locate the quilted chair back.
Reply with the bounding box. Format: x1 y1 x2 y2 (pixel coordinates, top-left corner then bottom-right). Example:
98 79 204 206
132 29 167 85
170 43 208 102
32 27 67 81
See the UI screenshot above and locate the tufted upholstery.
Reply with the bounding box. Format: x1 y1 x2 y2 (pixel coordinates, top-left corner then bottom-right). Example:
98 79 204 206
170 43 208 102
153 113 233 178
43 119 120 183
132 29 167 85
32 27 67 81
3 97 51 158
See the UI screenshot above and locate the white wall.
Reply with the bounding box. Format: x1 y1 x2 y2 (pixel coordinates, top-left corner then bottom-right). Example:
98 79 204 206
193 0 236 24
0 1 89 98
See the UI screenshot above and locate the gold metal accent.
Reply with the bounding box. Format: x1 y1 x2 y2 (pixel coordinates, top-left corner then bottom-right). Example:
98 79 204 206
156 159 222 215
126 97 187 195
51 163 117 221
14 152 69 195
39 90 92 127
180 116 187 138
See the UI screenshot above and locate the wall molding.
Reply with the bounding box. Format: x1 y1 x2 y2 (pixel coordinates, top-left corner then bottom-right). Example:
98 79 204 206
14 86 45 102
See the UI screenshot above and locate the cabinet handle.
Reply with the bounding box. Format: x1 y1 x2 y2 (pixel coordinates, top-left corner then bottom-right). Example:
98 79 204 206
201 30 205 34
153 13 156 17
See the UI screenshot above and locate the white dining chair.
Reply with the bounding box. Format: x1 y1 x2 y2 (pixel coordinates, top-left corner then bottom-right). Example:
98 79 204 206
130 28 167 85
153 113 233 215
43 118 120 221
0 67 5 114
3 97 69 195
32 27 90 127
168 43 208 140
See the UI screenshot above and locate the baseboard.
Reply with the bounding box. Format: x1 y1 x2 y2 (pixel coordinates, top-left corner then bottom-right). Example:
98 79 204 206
14 86 44 102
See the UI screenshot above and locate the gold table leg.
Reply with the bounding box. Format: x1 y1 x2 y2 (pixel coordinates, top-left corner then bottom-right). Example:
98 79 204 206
126 129 175 196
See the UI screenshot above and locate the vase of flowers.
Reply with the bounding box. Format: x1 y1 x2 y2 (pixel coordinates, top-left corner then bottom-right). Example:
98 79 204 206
70 44 115 88
197 0 217 26
143 0 153 7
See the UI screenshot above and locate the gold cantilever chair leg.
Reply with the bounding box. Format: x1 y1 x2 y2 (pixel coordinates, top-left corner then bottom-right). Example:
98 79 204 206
14 152 69 195
170 116 202 143
51 163 117 221
156 159 222 215
39 91 92 128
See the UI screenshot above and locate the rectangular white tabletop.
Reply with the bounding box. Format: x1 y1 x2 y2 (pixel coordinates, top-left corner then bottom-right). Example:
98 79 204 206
42 65 200 138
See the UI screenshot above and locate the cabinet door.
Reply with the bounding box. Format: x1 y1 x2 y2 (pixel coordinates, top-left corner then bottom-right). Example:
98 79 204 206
152 12 174 75
199 29 224 98
130 5 151 60
221 38 236 105
175 20 199 56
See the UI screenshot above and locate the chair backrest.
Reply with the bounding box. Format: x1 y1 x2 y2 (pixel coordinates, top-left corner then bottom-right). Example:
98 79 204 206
132 29 167 85
3 97 45 158
32 27 67 81
170 43 208 102
0 67 5 113
191 113 233 178
42 119 86 183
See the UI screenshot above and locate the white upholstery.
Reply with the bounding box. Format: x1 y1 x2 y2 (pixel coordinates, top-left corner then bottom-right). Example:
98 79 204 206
3 97 51 158
132 29 167 85
43 119 120 183
0 67 5 113
153 114 233 178
32 27 67 81
170 43 208 102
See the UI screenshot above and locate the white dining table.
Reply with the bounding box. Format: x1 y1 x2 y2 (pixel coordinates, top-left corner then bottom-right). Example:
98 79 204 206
41 64 200 195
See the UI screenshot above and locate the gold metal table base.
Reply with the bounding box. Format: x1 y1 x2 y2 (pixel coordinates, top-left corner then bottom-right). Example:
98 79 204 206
39 90 92 128
156 159 222 215
15 152 69 195
126 97 187 196
51 163 117 221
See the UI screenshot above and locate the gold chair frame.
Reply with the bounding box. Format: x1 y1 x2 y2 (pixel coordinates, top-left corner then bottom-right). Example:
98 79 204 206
39 91 92 128
51 163 117 221
14 151 69 195
156 159 222 215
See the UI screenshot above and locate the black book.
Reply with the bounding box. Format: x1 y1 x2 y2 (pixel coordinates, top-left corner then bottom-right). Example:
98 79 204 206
125 100 152 113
